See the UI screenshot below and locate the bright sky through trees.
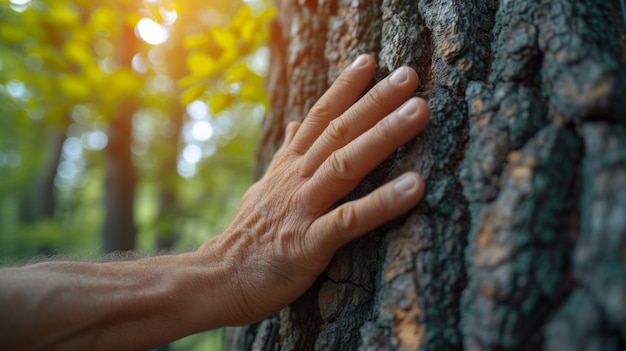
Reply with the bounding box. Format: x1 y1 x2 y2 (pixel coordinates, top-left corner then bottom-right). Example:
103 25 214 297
136 18 168 45
8 0 31 12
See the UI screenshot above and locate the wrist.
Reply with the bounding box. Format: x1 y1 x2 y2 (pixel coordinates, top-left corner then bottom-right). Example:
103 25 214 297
192 235 252 327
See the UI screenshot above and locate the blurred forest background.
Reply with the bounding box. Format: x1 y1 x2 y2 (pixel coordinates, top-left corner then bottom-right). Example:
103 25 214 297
0 0 274 349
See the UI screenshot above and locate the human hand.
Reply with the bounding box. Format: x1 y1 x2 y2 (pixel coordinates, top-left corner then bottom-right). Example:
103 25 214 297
199 54 430 326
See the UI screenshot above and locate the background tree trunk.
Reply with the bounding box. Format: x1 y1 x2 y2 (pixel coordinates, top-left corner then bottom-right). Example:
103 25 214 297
19 130 65 222
103 23 138 253
154 102 182 252
230 0 626 350
155 64 185 252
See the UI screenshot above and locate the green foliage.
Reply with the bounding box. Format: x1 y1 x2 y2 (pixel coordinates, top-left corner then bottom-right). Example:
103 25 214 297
2 1 274 347
0 0 142 124
1 0 271 291
0 217 99 261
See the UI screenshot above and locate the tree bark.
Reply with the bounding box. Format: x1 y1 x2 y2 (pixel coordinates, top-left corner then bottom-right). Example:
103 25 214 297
231 0 626 350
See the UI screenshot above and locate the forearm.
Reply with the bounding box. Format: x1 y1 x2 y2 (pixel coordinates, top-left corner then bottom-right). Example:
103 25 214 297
0 250 232 351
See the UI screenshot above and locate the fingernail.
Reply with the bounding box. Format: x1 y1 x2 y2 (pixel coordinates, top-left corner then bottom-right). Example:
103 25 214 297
394 175 418 193
389 67 408 85
351 54 369 69
398 98 418 117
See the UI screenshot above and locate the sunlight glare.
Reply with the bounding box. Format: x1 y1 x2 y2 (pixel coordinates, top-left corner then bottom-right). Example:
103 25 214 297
82 131 108 151
57 160 79 180
186 101 209 120
182 144 203 164
9 0 30 12
177 159 197 179
6 80 31 101
191 121 214 142
62 138 83 159
131 54 148 74
0 150 21 168
136 18 167 45
160 8 178 25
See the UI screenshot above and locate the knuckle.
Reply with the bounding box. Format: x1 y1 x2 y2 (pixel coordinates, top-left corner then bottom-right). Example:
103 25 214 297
336 205 358 234
326 118 349 142
285 121 300 137
308 97 334 120
375 118 395 141
372 191 391 214
364 85 387 110
328 150 353 180
331 74 354 92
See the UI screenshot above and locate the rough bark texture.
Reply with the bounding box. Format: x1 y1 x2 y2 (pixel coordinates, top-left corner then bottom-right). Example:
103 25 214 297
231 0 626 350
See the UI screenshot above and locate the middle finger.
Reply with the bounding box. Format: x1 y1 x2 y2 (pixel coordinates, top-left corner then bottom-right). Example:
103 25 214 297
300 67 420 176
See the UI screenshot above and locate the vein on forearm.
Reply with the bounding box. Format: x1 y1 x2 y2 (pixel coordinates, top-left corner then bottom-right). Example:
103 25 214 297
0 251 233 351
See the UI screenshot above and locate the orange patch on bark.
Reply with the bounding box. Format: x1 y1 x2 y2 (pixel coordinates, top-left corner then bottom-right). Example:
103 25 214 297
559 77 613 105
393 303 424 348
473 209 511 267
507 154 536 187
471 98 484 113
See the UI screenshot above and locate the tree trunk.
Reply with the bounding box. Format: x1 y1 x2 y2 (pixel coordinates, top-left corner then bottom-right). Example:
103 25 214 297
19 129 65 222
103 23 138 253
154 100 183 251
230 0 626 350
154 27 190 252
103 104 136 253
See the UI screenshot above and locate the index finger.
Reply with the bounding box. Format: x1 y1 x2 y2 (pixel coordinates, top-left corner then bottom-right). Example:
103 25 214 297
289 54 376 154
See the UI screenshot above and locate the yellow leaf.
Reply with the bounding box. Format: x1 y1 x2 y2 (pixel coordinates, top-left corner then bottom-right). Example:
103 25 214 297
184 34 210 50
231 6 252 29
179 74 202 88
109 69 142 97
215 49 239 73
257 8 278 24
62 40 91 66
84 64 106 89
212 27 238 50
225 64 254 84
187 52 216 77
209 92 234 115
59 74 91 102
47 4 81 28
90 8 119 36
125 13 142 28
240 20 256 44
181 82 208 106
96 69 141 109
239 80 267 103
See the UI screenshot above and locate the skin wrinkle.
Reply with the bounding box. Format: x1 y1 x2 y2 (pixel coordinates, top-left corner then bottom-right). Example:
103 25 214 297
336 204 359 234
